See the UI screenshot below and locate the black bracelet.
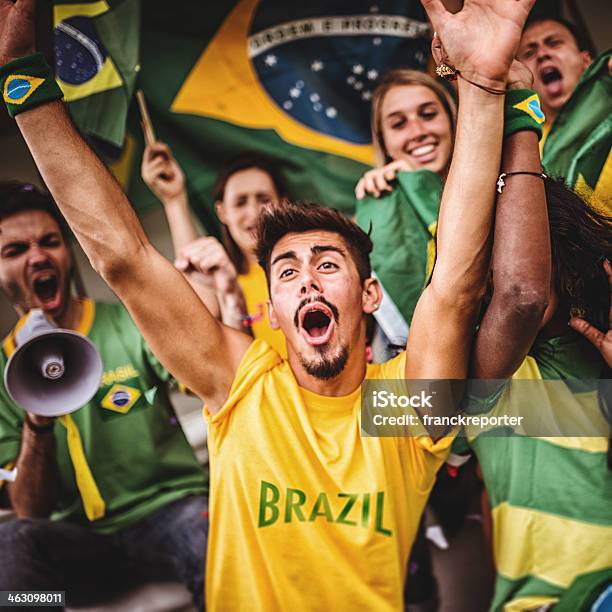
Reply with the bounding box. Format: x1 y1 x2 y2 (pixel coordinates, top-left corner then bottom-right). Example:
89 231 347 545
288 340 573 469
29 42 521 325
497 171 547 194
24 414 55 434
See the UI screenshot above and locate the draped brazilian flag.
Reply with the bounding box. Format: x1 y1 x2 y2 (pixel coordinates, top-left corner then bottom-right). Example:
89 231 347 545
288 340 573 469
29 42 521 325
52 0 432 231
53 0 140 148
541 50 612 213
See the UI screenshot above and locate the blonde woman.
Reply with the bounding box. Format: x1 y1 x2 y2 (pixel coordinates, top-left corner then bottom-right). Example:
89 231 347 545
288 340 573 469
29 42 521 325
355 70 456 326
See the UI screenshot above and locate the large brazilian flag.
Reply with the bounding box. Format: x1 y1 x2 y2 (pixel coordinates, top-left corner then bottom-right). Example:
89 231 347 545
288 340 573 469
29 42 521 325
52 0 432 232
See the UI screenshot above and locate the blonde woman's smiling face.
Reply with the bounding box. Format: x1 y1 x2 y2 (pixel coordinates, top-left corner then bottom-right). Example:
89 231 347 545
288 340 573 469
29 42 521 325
380 84 453 175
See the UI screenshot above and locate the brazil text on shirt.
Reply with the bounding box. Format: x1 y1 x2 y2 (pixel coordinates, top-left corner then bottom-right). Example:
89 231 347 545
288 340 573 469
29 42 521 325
101 363 139 386
205 340 456 611
258 480 393 536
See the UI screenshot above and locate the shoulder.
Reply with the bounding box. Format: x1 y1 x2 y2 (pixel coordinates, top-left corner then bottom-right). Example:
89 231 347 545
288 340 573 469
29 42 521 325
366 351 407 380
206 339 281 422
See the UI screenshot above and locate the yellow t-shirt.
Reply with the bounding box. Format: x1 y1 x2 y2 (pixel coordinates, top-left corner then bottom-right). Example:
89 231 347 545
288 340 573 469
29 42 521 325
205 339 454 611
238 264 287 358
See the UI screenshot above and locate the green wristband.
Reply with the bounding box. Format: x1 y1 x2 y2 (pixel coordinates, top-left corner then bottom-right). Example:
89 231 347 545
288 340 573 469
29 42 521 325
504 89 545 139
1 53 63 118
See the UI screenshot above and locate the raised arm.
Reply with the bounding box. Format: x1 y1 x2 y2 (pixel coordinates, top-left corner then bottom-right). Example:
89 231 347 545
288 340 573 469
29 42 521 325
141 142 252 328
406 0 536 380
471 63 550 379
141 141 198 254
141 141 222 319
0 0 251 411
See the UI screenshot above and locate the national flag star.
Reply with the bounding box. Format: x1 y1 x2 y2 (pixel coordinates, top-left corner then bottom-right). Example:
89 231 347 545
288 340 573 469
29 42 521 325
264 54 277 67
367 69 378 80
362 91 372 101
289 87 301 98
352 64 364 75
311 60 324 72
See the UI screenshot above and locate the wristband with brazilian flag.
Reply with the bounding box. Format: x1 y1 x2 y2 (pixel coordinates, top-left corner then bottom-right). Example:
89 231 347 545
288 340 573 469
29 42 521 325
504 89 546 139
1 52 63 118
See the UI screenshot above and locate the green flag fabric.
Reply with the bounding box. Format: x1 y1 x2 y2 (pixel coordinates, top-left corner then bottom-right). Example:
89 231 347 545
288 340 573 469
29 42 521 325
53 0 140 148
355 170 441 325
541 50 612 212
451 336 611 612
52 1 433 231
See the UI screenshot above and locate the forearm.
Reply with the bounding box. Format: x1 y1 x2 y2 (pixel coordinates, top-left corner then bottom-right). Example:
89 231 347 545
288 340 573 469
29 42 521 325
217 286 249 331
183 273 222 319
162 193 199 256
472 130 550 378
16 101 149 278
432 81 504 304
406 83 504 380
8 425 59 517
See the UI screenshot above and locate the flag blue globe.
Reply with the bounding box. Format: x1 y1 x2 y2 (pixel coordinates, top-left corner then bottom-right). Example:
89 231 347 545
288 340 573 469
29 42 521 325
249 1 430 144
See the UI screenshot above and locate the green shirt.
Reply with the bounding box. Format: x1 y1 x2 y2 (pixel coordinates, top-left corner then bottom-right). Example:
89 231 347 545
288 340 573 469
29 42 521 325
355 170 441 325
454 335 611 611
0 299 206 533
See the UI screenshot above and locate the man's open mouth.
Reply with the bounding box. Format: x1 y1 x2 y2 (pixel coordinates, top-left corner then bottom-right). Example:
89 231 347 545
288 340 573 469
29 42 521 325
299 303 335 346
31 271 61 311
539 66 563 96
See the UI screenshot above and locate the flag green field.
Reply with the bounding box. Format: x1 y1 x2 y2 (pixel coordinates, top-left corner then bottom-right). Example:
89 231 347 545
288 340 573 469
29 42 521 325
52 0 432 232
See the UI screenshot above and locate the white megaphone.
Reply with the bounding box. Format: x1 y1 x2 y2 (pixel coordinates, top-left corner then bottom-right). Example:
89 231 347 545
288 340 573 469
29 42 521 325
4 309 103 417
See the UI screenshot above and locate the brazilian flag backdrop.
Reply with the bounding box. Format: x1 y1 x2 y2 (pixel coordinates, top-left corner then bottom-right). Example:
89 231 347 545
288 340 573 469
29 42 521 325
52 0 432 232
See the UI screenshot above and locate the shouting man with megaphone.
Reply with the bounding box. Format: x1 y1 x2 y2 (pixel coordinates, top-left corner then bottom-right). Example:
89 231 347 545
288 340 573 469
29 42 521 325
0 182 209 611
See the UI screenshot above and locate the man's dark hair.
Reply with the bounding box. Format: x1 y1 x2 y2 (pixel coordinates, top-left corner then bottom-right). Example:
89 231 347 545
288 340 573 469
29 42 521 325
256 200 373 288
524 16 596 56
0 180 70 239
545 177 611 331
213 153 287 275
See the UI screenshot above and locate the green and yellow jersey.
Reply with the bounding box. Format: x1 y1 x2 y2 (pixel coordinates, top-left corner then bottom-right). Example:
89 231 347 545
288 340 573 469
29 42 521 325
455 335 611 611
0 299 206 532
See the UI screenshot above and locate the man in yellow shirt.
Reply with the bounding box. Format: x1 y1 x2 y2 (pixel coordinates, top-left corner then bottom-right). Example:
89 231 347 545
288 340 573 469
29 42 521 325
0 0 537 608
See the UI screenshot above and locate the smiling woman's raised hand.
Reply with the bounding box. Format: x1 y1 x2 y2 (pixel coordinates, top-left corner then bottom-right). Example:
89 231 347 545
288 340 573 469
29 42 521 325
422 0 537 89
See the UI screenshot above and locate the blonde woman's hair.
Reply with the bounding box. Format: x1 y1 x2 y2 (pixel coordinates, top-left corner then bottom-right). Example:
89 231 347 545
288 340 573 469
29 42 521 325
371 69 457 167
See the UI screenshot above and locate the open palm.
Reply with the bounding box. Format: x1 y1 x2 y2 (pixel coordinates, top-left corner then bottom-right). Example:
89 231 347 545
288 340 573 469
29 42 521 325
422 0 536 86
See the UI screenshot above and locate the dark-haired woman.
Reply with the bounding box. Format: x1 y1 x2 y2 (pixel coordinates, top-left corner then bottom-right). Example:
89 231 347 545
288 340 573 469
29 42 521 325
142 144 287 357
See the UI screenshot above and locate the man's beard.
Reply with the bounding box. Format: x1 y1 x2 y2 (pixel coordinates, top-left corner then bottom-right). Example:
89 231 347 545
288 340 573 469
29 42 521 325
299 344 349 380
294 294 347 379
